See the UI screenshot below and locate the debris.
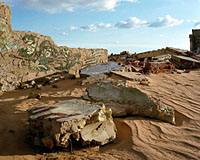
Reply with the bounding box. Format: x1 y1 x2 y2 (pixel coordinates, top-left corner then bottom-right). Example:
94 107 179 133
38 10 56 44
108 51 136 65
27 99 117 150
83 81 175 124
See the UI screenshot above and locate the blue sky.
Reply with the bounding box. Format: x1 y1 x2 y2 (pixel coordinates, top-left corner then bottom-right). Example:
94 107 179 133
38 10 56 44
2 0 200 54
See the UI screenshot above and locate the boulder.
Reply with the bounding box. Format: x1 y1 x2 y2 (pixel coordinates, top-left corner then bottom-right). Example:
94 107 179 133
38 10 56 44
27 99 116 149
83 81 175 124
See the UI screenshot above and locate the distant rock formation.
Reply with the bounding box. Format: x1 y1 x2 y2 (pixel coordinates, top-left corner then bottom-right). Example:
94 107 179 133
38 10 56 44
0 2 108 92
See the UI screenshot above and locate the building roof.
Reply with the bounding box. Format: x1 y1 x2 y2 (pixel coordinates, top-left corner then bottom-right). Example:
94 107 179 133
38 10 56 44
172 55 200 63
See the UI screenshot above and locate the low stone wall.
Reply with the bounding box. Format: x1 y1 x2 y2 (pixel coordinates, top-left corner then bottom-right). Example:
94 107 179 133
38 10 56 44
0 2 108 92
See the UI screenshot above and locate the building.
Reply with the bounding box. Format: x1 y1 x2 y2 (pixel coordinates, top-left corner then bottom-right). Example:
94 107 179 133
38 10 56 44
189 29 200 54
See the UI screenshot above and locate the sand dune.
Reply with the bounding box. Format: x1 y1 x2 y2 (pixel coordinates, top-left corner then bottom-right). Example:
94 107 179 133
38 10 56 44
0 71 200 160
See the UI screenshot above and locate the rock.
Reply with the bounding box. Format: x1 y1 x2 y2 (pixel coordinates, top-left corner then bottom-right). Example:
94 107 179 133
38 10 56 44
140 80 150 86
36 84 42 90
27 99 116 150
28 92 41 100
81 73 108 86
52 84 58 88
42 136 54 150
183 70 190 73
83 81 175 124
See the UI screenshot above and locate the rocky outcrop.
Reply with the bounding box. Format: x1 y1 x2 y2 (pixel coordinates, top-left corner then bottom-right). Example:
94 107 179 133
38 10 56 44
83 81 175 124
27 99 116 150
0 3 108 92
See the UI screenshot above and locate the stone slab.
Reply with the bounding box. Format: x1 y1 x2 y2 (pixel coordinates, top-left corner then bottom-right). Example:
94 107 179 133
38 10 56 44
110 71 148 82
83 81 175 124
80 62 123 77
27 99 116 149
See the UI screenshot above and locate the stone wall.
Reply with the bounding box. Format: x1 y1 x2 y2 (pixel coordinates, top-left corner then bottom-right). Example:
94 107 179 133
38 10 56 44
190 29 200 54
0 2 108 92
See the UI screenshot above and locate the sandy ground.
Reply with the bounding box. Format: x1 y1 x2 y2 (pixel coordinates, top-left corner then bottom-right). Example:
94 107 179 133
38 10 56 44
0 70 200 160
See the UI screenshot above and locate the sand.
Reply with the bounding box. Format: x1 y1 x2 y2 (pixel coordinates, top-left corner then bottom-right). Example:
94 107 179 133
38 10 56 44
0 71 200 160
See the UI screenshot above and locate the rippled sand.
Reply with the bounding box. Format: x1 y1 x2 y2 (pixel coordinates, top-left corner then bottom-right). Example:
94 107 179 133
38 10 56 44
0 70 199 160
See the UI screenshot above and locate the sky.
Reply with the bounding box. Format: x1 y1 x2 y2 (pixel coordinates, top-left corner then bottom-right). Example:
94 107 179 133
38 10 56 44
2 0 200 54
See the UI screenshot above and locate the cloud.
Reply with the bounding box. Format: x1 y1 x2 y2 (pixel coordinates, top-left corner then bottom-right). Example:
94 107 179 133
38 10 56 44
69 26 79 31
98 23 112 28
115 17 148 28
148 15 183 28
61 32 68 36
13 0 136 13
69 15 184 32
70 23 112 32
80 24 98 32
194 22 200 28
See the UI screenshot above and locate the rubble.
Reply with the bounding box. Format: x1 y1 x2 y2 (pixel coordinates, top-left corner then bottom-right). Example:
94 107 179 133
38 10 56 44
143 61 174 74
83 81 175 124
108 51 136 65
27 99 117 150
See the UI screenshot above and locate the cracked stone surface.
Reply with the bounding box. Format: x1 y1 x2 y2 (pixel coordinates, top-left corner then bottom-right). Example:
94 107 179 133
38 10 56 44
83 81 175 124
80 62 123 77
27 99 116 150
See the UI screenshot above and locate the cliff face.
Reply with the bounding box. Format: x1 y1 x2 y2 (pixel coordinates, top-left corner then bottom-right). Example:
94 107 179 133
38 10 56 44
0 3 108 92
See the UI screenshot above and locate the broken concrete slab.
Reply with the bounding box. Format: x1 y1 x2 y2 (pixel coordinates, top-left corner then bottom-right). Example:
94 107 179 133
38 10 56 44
27 99 116 150
110 71 149 82
83 81 175 124
80 61 123 77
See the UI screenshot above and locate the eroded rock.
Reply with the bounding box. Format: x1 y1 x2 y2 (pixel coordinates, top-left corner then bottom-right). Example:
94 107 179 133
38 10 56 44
83 81 175 124
27 99 116 150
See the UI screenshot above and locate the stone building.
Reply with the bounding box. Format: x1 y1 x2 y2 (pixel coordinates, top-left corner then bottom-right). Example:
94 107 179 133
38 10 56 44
189 29 200 54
